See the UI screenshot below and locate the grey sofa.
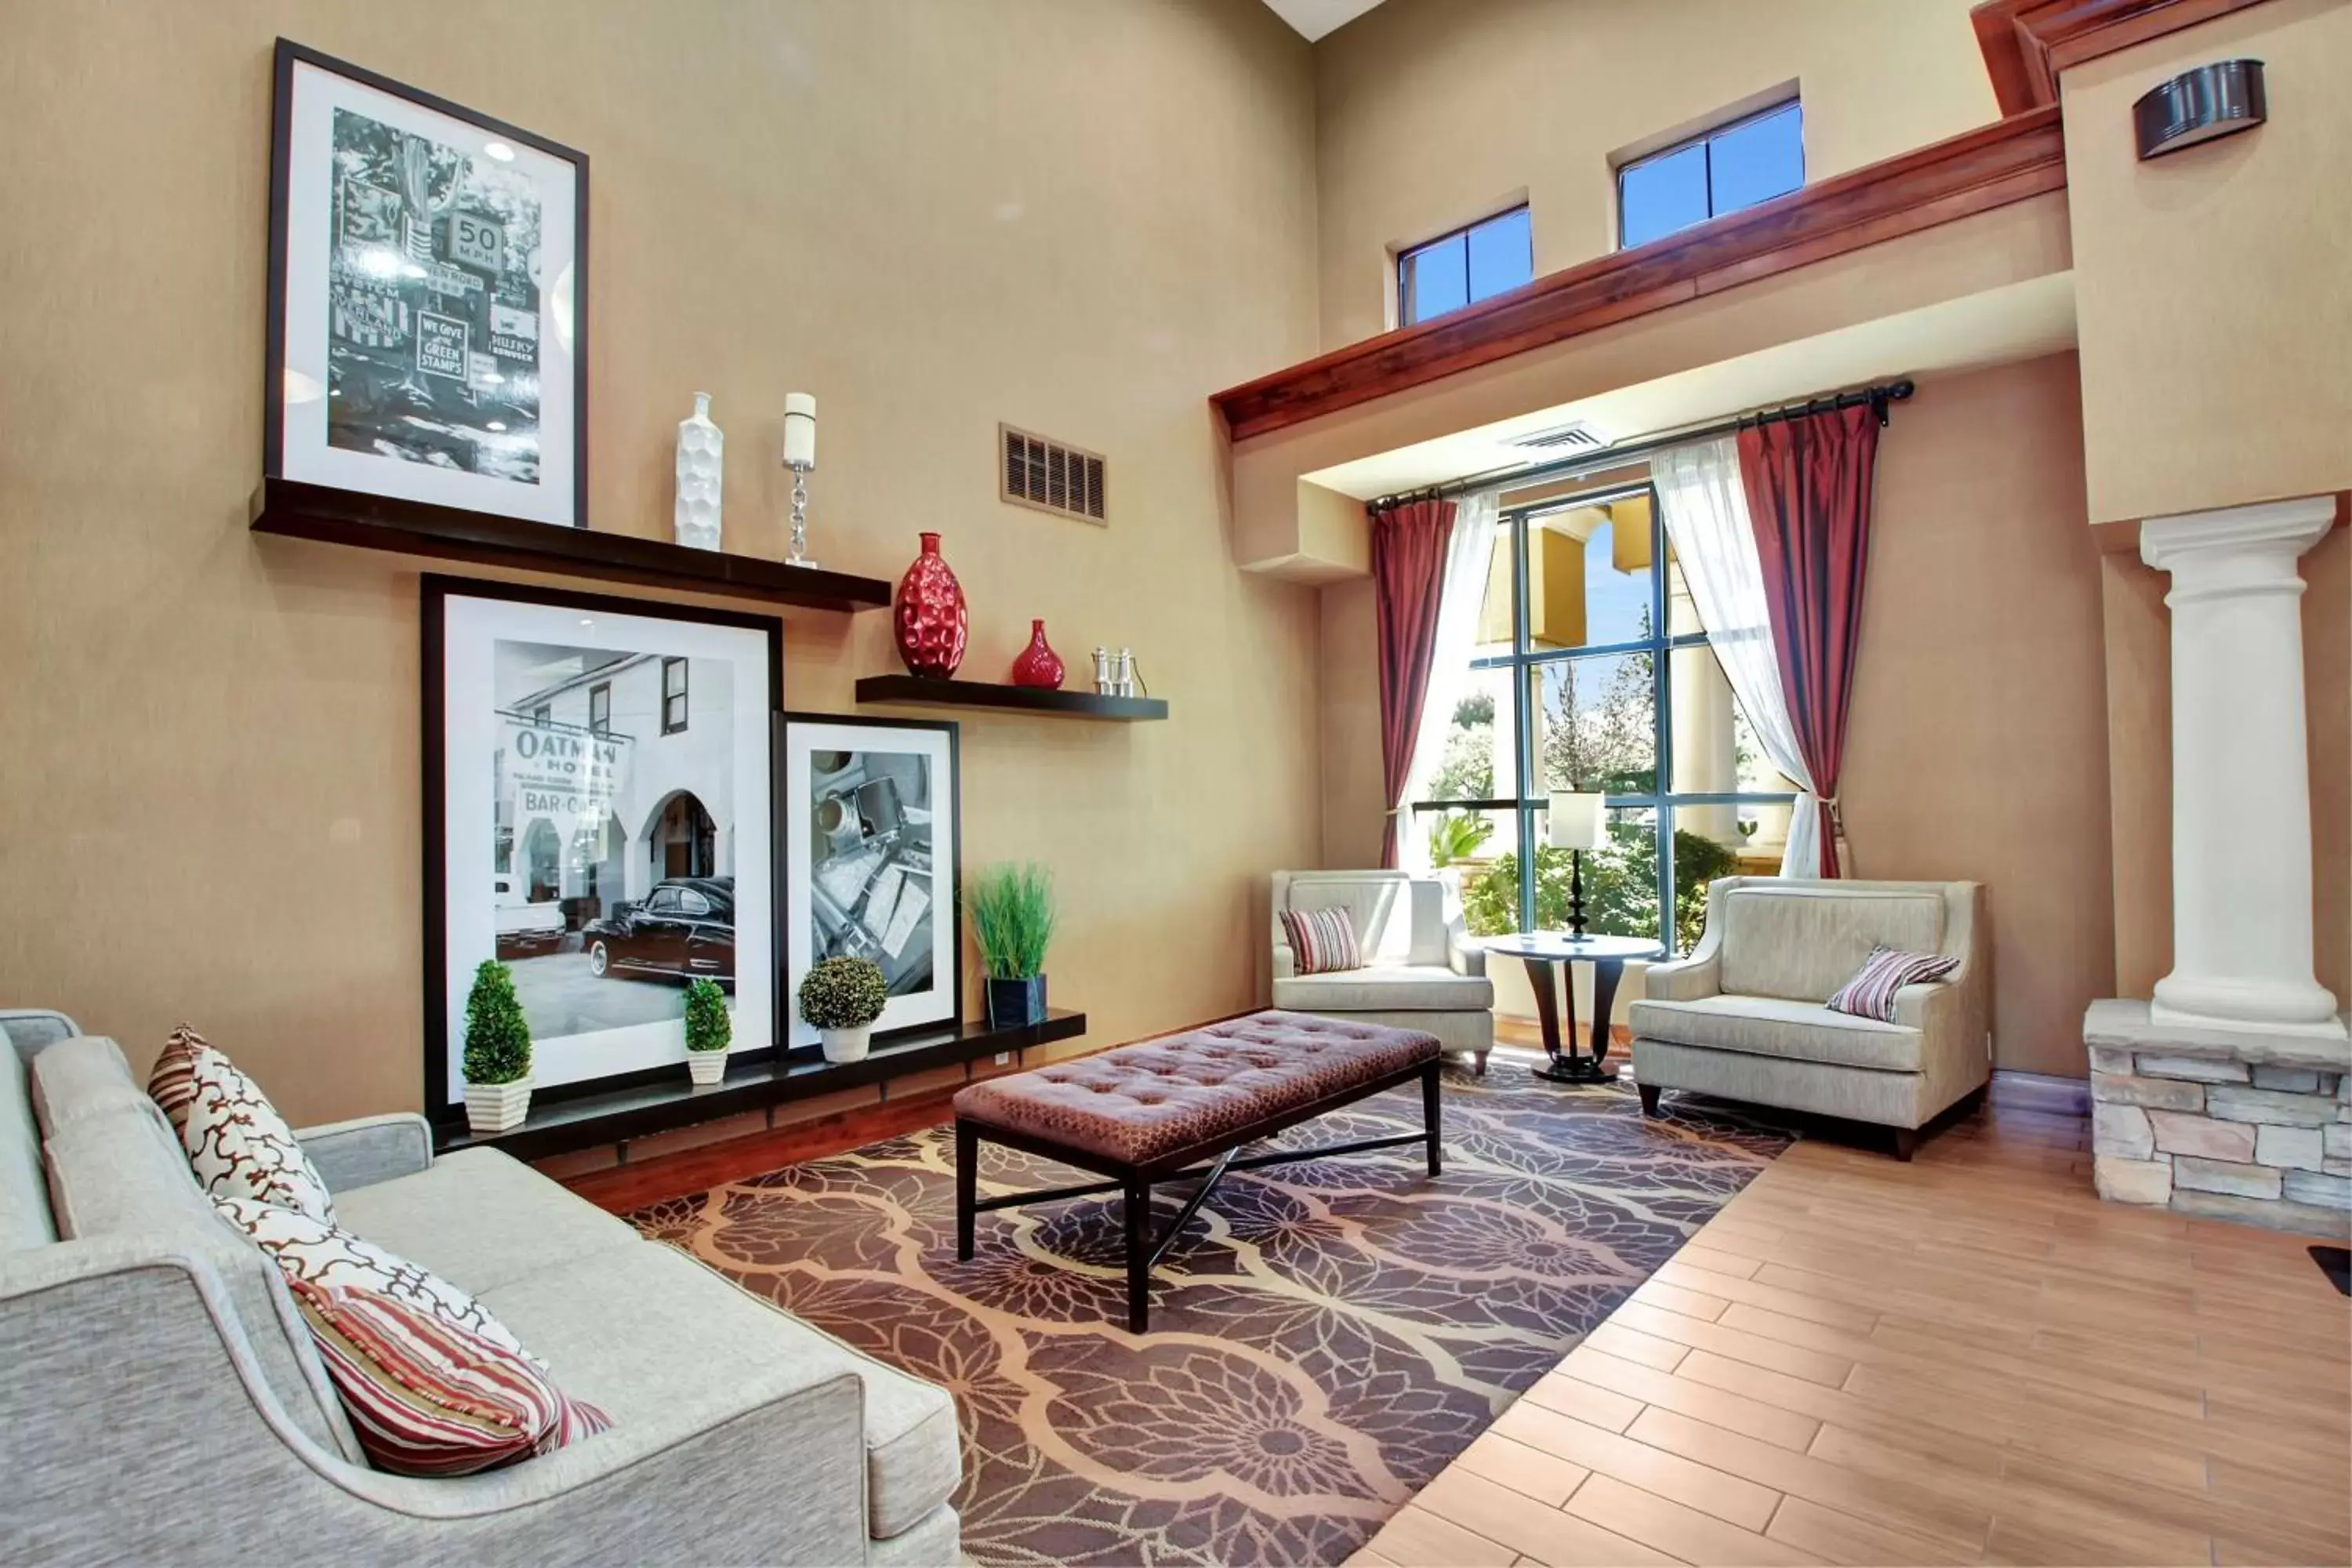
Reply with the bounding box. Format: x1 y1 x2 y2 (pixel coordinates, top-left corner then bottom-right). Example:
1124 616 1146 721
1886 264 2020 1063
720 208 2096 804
1271 870 1494 1073
1629 879 1991 1157
0 1016 960 1566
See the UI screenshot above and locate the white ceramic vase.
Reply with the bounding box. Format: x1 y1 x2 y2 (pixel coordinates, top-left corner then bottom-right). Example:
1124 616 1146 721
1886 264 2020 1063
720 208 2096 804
820 1026 872 1065
464 1078 532 1136
687 1049 729 1086
675 392 723 550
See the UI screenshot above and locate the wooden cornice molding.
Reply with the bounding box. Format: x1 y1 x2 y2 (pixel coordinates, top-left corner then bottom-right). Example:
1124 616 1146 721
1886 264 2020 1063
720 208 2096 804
1970 0 2274 114
1209 108 2064 444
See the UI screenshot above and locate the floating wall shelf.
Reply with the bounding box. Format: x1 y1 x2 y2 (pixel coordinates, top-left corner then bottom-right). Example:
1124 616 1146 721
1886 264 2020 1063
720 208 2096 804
855 675 1169 721
251 478 893 612
434 1009 1087 1160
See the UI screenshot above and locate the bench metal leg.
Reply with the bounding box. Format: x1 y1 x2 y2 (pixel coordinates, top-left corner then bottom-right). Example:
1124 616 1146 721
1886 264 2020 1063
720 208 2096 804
955 1119 978 1261
1421 1062 1443 1177
1123 1177 1152 1333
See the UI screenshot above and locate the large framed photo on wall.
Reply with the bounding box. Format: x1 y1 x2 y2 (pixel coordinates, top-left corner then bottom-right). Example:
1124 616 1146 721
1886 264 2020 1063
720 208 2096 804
267 39 588 527
783 715 962 1047
423 578 779 1121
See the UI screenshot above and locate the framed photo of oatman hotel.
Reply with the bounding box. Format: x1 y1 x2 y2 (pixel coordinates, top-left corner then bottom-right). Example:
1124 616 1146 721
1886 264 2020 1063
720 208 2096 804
422 578 780 1123
265 38 588 527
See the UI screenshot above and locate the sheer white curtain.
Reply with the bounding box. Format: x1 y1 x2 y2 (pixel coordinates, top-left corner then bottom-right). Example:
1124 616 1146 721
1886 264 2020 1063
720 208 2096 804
1650 437 1828 879
1397 490 1498 873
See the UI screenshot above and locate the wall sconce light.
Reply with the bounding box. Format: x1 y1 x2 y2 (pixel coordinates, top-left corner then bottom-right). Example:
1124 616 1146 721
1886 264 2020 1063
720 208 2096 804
2134 59 2266 161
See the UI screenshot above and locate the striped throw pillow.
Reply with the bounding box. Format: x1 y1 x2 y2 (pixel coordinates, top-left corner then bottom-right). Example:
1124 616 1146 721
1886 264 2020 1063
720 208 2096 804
146 1023 209 1134
1280 906 1363 975
290 1280 609 1475
1825 946 1959 1022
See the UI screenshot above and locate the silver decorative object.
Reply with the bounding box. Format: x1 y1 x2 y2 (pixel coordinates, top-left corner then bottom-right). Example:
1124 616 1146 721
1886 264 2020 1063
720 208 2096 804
1091 647 1113 695
783 392 818 568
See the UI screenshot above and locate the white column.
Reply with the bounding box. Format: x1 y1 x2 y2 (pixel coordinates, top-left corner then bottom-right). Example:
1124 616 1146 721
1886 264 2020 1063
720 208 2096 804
2140 496 2343 1037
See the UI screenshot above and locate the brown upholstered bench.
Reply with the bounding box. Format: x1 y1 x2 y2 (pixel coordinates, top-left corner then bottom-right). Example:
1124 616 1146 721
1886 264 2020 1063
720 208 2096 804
951 1010 1443 1330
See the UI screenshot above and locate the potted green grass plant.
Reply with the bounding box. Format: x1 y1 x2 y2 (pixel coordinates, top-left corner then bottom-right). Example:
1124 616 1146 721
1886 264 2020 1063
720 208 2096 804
461 959 533 1134
799 956 888 1063
971 862 1056 1029
684 977 731 1085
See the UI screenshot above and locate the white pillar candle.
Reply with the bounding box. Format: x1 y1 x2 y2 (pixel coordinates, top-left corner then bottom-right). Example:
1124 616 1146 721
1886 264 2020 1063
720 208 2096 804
2140 495 2343 1036
783 392 817 468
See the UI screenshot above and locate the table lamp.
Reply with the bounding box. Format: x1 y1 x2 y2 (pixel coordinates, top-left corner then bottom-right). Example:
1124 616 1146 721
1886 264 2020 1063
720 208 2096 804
1548 789 1609 937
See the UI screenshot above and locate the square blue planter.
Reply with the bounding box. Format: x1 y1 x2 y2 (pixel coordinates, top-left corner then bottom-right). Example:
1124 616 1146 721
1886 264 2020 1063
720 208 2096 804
985 975 1048 1030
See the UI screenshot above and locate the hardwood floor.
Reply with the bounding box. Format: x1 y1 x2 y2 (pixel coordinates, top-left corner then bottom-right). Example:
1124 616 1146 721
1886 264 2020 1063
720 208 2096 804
1355 1072 2352 1568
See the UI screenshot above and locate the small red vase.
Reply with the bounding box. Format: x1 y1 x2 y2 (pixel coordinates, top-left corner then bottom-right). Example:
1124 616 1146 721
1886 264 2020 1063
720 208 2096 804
1010 620 1065 689
893 532 968 678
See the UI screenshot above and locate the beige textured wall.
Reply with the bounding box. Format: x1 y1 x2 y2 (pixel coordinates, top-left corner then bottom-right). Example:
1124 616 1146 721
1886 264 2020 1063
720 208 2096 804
0 0 1323 1124
1842 354 2114 1078
1311 0 1998 347
2063 0 2352 524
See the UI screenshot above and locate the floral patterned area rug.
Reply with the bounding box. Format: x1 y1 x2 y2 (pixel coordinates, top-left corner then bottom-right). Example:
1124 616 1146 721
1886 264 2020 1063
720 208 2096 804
630 1059 1791 1567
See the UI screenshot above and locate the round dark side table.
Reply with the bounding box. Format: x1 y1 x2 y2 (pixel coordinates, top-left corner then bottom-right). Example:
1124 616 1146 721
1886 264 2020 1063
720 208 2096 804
1483 932 1665 1085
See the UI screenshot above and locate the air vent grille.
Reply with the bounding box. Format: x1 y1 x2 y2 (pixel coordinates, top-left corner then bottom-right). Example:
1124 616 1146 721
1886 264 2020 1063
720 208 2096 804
1001 424 1106 524
1508 420 1609 453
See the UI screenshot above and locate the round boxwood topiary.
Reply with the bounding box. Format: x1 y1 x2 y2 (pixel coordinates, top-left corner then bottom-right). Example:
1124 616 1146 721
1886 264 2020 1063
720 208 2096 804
797 956 888 1031
462 959 532 1086
684 978 731 1054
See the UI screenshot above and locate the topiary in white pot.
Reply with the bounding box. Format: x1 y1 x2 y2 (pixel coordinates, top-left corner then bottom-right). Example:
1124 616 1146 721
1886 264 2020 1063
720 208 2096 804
684 978 731 1086
798 956 887 1064
462 959 533 1134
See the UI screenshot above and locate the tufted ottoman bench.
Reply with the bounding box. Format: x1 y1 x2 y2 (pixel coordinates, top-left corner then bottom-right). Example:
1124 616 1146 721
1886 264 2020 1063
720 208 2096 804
951 1010 1443 1330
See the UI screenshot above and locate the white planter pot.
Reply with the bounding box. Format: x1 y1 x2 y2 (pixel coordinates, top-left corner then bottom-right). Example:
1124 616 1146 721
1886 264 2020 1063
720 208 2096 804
464 1079 532 1136
687 1050 729 1086
820 1025 872 1064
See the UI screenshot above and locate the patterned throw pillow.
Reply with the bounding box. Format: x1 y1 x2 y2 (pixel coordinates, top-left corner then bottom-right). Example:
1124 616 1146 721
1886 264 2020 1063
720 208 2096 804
1280 906 1363 975
1825 946 1961 1022
181 1045 338 1222
211 1195 541 1368
289 1280 608 1475
146 1023 209 1134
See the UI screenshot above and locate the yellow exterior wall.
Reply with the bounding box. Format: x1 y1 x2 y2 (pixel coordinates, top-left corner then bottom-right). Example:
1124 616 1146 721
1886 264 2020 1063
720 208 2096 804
0 0 1324 1123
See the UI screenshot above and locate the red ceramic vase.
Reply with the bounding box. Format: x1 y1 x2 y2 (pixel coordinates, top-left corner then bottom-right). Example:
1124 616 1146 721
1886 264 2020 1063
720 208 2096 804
1010 619 1065 689
893 532 968 678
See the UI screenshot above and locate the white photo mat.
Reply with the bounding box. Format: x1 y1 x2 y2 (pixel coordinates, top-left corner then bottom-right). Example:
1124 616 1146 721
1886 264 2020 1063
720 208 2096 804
438 590 773 1105
784 720 959 1046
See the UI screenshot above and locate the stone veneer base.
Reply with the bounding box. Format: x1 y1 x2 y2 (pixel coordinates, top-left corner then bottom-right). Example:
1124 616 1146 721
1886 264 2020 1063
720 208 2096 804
2083 1000 2351 1238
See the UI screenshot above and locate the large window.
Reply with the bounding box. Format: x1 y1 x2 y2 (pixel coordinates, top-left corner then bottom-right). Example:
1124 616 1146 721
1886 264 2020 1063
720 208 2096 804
1397 205 1533 327
1414 485 1799 953
1618 100 1803 250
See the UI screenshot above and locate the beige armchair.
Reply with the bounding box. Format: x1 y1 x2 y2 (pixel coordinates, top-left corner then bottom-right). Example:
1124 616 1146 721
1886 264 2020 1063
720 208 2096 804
1270 871 1494 1073
1629 878 1991 1159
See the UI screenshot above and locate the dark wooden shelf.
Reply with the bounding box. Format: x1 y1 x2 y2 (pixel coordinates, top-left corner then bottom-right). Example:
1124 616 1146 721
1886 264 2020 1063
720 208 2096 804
252 478 892 612
433 1008 1087 1161
855 675 1168 721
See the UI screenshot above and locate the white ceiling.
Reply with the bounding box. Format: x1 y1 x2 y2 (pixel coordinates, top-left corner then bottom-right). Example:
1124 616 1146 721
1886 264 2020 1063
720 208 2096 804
1261 0 1390 42
1302 274 2080 501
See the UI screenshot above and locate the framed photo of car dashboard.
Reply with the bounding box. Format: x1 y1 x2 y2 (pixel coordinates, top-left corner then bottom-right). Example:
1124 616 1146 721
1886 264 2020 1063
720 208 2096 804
422 576 780 1123
782 713 962 1049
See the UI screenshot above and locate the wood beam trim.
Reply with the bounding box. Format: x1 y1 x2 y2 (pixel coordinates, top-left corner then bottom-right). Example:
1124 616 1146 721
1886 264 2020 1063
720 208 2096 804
1208 107 2064 443
1969 0 2276 115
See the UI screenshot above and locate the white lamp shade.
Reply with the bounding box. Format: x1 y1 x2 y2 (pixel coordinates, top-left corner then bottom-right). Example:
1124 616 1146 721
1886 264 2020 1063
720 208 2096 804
782 392 816 468
1548 789 1609 851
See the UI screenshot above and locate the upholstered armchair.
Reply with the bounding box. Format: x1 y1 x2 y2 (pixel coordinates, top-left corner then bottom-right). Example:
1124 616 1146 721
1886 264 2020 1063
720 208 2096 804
1269 871 1494 1073
1629 878 1991 1158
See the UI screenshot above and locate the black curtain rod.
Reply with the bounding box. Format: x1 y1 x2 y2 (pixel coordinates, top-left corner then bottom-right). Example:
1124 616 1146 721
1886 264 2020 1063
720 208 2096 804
1369 378 1915 513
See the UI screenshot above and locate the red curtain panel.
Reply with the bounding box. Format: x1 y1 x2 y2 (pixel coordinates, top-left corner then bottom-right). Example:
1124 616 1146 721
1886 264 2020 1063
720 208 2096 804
1369 497 1456 869
1737 405 1882 878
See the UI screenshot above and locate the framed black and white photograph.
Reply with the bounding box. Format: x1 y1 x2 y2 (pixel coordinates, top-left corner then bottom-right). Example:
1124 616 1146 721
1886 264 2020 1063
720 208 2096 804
267 39 587 527
783 715 961 1047
423 578 779 1119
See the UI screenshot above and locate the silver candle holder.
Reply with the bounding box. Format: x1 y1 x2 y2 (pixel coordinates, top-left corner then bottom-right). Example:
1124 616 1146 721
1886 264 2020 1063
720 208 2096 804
785 459 815 568
782 392 818 568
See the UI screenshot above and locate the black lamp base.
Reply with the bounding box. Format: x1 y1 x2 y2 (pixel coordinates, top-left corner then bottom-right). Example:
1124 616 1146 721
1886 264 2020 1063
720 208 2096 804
1566 848 1590 938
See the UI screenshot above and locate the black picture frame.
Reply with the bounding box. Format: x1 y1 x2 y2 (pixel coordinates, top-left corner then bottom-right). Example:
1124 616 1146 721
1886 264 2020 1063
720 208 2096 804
422 575 782 1130
781 711 964 1047
267 38 590 528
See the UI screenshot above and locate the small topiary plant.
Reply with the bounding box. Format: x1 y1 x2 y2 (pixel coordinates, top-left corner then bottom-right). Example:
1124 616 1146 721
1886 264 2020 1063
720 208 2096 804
798 956 888 1031
462 960 532 1086
684 978 731 1054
